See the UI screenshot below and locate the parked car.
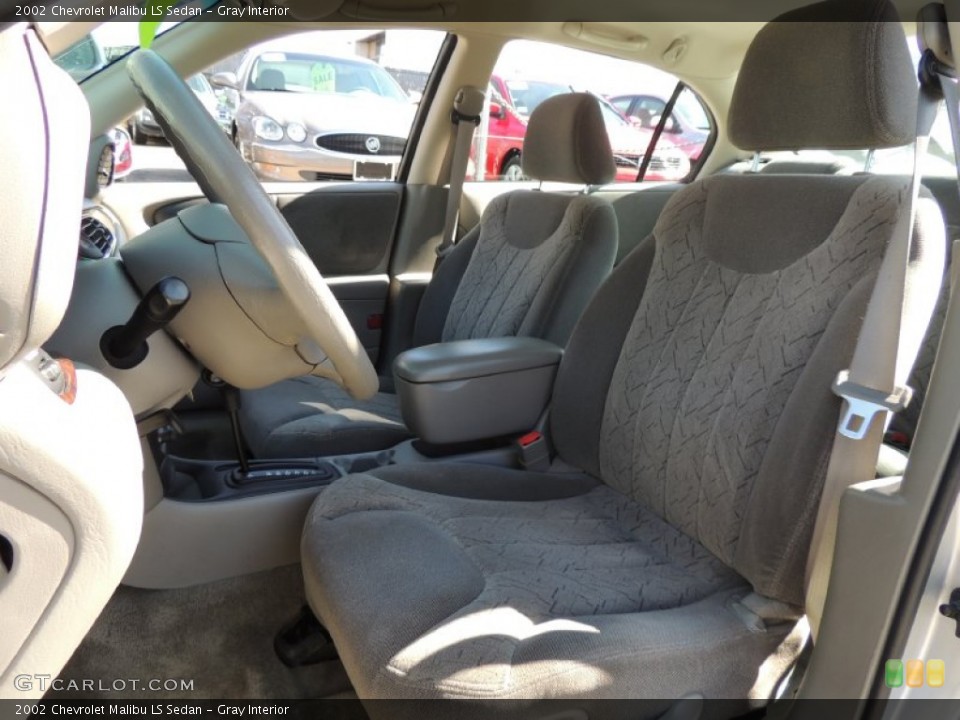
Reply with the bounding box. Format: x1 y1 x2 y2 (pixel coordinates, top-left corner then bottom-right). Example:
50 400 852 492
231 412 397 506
212 47 417 182
108 127 133 180
609 93 711 162
481 75 690 182
129 74 232 144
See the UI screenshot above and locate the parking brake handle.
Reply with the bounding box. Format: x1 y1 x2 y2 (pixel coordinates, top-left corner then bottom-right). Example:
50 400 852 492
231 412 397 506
100 277 190 370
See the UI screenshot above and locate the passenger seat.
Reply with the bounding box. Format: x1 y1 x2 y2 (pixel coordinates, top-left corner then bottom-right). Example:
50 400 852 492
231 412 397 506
239 93 619 458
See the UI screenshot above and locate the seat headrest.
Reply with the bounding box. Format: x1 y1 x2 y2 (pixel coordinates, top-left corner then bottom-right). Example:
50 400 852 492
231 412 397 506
522 93 616 185
257 69 286 91
729 0 917 152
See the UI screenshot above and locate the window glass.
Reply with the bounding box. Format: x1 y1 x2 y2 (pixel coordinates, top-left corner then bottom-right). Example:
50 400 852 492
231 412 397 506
472 39 714 183
753 105 956 178
59 27 447 185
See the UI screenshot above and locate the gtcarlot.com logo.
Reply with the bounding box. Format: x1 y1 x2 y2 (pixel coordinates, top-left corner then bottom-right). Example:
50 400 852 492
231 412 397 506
14 675 195 693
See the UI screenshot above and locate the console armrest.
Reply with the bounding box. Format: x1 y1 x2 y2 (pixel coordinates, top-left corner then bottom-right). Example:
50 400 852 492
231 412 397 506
394 337 563 446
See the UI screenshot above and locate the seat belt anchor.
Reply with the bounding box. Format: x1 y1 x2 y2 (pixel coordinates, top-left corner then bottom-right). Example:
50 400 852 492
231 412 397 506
832 370 913 441
516 431 551 472
451 108 482 126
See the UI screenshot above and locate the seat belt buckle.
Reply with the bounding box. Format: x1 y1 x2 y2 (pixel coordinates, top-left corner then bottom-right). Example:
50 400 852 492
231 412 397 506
832 370 913 441
516 431 551 472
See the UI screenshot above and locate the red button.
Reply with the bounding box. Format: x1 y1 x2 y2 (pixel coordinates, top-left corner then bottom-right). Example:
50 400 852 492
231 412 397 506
518 431 542 448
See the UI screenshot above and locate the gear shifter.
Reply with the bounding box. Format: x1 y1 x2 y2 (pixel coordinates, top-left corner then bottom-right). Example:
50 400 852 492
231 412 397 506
100 277 190 369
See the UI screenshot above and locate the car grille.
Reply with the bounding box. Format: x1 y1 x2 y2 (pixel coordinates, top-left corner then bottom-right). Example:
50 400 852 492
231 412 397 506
614 154 641 169
316 134 407 156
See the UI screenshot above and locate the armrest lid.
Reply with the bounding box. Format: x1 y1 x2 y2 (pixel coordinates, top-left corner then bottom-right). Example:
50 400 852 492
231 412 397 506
394 337 563 384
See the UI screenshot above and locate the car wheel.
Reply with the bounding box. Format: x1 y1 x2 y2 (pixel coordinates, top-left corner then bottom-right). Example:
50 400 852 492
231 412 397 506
502 155 525 181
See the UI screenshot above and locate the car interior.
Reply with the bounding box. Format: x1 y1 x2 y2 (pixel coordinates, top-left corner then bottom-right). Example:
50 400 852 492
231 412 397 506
4 0 960 716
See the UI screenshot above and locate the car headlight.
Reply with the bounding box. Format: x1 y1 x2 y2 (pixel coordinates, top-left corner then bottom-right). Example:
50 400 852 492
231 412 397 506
139 107 154 123
286 123 307 143
252 116 284 142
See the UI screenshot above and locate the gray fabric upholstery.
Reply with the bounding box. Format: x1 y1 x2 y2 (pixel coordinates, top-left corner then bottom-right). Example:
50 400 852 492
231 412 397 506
412 228 481 347
240 376 409 459
240 192 617 459
303 471 791 707
522 93 616 185
595 175 942 606
729 0 916 151
609 186 684 264
442 192 617 345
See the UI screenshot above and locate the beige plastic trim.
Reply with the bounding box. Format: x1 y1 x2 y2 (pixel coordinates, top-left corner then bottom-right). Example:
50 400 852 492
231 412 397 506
125 489 322 589
0 365 144 700
0 476 73 678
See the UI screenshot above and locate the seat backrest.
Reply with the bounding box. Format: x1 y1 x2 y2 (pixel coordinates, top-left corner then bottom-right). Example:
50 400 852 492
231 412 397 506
549 0 945 608
0 24 143 696
412 93 619 348
256 68 286 91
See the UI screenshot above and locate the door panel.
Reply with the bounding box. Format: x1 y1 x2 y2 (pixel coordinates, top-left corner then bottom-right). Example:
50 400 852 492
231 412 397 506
275 183 403 276
327 275 390 364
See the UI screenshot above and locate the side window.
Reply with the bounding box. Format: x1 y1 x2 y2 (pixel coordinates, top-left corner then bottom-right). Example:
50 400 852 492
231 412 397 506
59 26 447 185
471 39 714 184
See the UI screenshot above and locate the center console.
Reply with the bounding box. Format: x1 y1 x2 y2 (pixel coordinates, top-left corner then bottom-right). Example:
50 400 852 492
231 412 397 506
394 337 563 445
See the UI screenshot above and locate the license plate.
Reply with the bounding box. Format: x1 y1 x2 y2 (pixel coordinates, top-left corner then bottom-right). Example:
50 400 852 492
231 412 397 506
354 160 395 181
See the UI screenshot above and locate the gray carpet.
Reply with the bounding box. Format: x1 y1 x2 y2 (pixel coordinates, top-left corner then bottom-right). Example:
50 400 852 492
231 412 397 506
53 564 354 700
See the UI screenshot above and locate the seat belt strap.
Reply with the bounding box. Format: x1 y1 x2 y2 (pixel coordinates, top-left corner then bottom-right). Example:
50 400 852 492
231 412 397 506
436 86 485 263
804 73 943 640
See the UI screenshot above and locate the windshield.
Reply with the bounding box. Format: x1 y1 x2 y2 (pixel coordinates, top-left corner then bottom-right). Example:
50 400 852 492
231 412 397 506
247 53 408 102
503 79 569 116
599 102 630 131
187 73 213 96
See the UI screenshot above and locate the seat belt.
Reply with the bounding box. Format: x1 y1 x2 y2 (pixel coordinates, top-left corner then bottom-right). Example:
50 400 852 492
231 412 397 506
435 86 486 264
804 54 947 640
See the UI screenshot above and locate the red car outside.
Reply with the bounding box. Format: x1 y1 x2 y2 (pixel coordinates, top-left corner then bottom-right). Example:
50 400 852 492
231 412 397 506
473 75 690 183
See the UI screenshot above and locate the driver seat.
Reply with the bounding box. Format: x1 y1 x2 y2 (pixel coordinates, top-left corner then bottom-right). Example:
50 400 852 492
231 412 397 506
238 93 619 459
299 2 944 713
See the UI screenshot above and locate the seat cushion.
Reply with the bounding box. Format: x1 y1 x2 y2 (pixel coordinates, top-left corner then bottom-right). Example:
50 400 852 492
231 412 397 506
302 467 796 709
239 377 410 459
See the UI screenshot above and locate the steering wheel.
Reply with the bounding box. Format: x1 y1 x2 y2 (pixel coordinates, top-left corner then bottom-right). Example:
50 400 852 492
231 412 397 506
126 50 378 401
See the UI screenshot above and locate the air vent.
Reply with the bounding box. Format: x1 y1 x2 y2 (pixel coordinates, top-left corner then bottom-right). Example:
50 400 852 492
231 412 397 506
79 215 115 260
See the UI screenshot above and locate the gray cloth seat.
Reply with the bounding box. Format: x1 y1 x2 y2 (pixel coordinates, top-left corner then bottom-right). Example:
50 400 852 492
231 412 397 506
300 2 946 713
239 93 619 459
305 467 782 706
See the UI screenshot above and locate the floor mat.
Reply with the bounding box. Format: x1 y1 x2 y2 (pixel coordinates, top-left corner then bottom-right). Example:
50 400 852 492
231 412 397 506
53 564 354 700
